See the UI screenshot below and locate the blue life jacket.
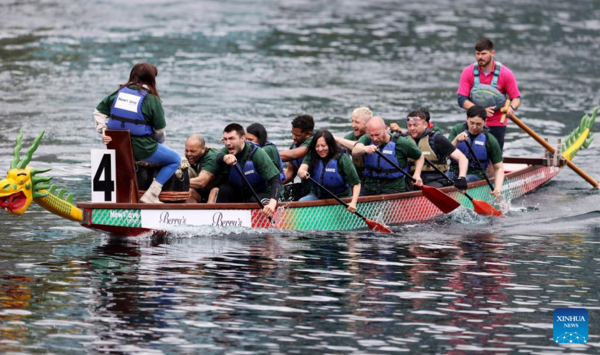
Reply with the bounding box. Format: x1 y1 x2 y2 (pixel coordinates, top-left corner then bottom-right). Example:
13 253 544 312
263 141 285 182
469 61 506 110
229 143 268 192
363 138 405 179
310 153 349 197
107 87 153 136
451 128 489 169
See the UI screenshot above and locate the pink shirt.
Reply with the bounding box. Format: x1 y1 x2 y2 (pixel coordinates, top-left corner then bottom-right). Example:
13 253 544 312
457 61 521 127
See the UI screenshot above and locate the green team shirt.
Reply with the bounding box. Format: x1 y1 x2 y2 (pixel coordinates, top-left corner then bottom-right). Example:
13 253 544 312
96 85 166 160
262 144 282 173
189 148 221 178
447 123 503 179
357 134 422 193
343 131 360 141
288 136 313 151
219 142 280 194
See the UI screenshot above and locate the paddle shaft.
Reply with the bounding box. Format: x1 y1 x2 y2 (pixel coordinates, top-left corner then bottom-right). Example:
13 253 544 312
423 158 476 202
506 114 599 189
306 176 370 222
374 150 416 183
464 139 495 191
233 164 275 225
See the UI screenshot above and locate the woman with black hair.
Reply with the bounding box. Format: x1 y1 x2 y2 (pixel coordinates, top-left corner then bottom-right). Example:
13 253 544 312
297 129 361 212
246 123 284 181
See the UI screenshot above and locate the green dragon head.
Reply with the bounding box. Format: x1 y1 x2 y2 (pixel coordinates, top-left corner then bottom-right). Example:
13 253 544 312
0 130 51 215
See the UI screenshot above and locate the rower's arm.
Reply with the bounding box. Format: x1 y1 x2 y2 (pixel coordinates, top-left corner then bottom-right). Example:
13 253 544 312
350 183 360 207
352 143 367 158
267 174 282 201
335 137 356 151
449 149 469 178
412 154 424 187
189 171 214 190
297 163 309 179
283 163 297 184
492 161 505 197
280 146 308 162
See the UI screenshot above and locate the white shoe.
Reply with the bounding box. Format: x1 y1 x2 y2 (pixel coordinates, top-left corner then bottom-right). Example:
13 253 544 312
140 179 163 203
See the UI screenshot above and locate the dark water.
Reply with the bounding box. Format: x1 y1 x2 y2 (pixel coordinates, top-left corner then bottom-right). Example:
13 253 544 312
1 0 600 353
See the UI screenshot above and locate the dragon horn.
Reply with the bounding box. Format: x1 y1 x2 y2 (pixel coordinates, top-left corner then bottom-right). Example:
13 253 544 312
17 131 45 169
10 130 24 170
31 168 52 176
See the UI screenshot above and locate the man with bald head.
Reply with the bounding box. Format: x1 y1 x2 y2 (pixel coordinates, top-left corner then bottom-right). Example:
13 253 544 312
353 117 424 195
184 134 223 203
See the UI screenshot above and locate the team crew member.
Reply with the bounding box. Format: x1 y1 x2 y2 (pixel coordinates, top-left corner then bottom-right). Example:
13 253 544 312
215 123 281 217
457 38 521 149
353 117 424 195
246 123 285 182
343 107 373 142
390 107 442 135
184 134 222 203
334 107 373 181
280 114 315 195
448 105 505 197
297 130 361 211
94 62 180 203
405 109 469 190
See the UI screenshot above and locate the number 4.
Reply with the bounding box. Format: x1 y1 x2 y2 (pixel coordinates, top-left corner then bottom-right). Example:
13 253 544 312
93 154 115 201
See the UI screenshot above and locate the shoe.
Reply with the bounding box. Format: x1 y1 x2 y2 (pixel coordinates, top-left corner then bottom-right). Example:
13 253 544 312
140 179 163 203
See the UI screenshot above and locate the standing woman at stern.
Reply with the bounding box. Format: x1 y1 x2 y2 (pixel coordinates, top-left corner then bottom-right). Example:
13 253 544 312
93 62 180 203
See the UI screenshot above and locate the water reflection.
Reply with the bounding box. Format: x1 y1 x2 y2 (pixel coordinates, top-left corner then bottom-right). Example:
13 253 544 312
7 230 575 353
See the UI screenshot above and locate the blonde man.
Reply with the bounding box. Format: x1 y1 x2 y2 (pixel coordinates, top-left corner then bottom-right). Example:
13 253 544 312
343 106 373 142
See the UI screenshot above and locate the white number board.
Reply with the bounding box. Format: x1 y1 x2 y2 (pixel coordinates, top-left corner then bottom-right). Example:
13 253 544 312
91 149 116 203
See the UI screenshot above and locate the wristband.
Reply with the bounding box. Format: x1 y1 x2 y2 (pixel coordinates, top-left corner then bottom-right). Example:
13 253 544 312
510 104 517 111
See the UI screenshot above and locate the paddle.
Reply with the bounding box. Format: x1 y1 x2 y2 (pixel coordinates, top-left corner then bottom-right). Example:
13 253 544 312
423 158 502 216
233 164 275 226
463 139 496 192
372 150 460 214
306 176 392 233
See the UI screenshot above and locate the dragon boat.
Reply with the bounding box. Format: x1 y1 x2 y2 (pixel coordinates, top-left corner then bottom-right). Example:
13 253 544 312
1 109 596 237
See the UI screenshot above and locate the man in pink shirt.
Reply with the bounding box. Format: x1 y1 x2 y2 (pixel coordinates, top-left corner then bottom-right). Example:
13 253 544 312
457 38 521 149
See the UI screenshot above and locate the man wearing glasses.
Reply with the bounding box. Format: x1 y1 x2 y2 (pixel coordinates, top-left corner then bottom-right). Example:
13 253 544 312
352 117 424 196
405 109 469 190
215 123 281 218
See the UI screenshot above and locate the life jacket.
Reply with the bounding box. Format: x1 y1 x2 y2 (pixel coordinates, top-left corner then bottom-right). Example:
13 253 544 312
229 143 268 192
363 138 405 179
263 141 285 182
107 87 153 136
469 61 506 111
310 153 349 197
407 130 448 173
451 126 489 169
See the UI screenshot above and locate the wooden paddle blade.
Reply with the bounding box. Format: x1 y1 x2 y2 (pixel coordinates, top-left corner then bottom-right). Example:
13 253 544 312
472 199 503 216
421 185 461 214
365 218 393 233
